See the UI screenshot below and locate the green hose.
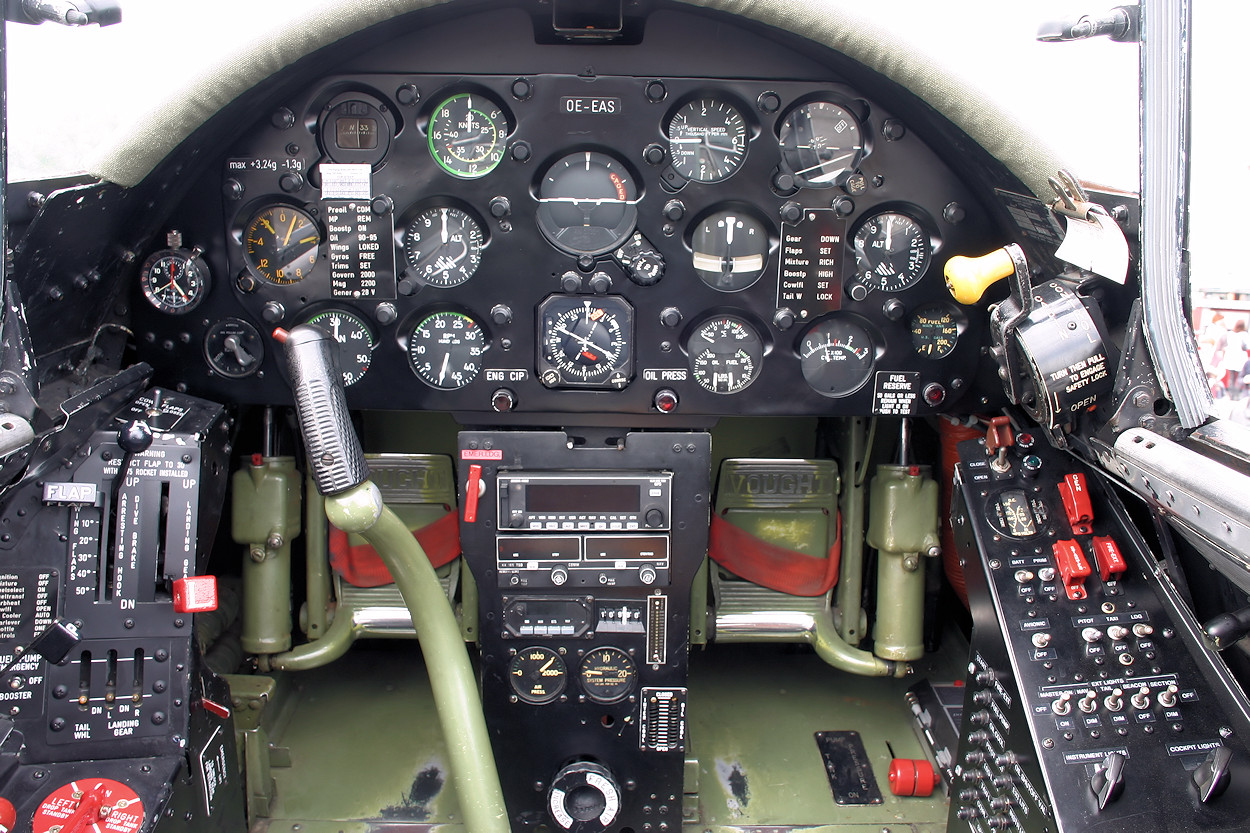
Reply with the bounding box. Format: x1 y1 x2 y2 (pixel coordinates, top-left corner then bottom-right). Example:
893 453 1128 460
324 482 508 833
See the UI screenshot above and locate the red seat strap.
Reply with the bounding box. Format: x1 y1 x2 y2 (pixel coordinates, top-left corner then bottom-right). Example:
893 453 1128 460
328 511 462 587
708 511 841 597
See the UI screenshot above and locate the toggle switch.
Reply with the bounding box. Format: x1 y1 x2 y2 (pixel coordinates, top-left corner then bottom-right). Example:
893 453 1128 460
1079 689 1100 714
1053 539 1092 600
1058 472 1094 534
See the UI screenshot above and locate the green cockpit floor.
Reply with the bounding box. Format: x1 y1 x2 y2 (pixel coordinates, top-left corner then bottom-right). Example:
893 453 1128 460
254 635 966 832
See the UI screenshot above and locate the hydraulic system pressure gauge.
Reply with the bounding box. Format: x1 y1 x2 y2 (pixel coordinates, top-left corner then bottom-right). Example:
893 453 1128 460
140 238 210 314
402 206 485 288
690 209 769 291
428 93 509 179
579 647 637 704
304 309 375 386
687 315 764 394
538 294 633 389
852 211 931 292
204 318 264 379
778 100 864 187
407 310 487 390
243 204 321 285
798 316 875 397
666 97 748 183
509 646 567 705
536 151 639 256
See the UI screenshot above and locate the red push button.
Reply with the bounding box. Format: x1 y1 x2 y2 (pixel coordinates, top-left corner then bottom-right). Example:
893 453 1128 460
1091 536 1128 581
172 575 218 613
464 463 482 524
1053 539 1092 600
1058 472 1094 534
888 758 936 796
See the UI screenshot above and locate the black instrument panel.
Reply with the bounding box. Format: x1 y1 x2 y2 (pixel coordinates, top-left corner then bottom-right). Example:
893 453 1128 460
132 72 1000 421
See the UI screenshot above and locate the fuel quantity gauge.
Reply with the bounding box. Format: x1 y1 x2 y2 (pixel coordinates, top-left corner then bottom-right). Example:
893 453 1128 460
909 304 960 359
688 315 764 394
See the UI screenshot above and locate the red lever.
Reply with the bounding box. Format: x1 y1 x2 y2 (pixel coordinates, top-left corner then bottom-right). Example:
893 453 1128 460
464 464 482 524
1053 539 1092 600
1091 536 1128 581
986 416 1014 454
1057 472 1094 534
172 576 218 614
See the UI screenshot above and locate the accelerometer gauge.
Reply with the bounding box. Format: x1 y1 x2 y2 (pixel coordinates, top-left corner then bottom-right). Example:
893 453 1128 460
140 245 209 314
690 210 769 291
204 318 264 379
688 315 764 394
778 101 863 187
407 310 487 390
243 204 321 285
666 98 748 183
579 647 637 704
852 211 931 292
402 206 484 288
538 294 633 388
509 646 567 705
428 92 509 179
304 309 375 386
909 304 959 359
798 316 875 397
536 151 639 256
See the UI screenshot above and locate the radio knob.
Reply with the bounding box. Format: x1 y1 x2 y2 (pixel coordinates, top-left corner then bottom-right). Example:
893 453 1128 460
639 565 657 585
551 567 569 587
645 508 664 528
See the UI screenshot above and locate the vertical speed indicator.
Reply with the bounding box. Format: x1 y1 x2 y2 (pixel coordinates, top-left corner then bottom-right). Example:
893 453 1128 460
666 98 748 183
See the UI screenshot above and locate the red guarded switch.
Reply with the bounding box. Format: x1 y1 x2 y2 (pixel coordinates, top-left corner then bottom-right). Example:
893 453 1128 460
172 575 218 613
464 463 482 523
1091 536 1128 581
1052 539 1092 600
1058 472 1094 534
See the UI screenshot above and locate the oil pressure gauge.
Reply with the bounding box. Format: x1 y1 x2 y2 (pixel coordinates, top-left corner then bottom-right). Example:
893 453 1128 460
687 315 764 394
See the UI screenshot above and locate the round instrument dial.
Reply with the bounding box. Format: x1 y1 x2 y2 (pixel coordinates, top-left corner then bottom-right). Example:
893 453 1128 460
909 304 959 359
403 206 484 288
690 210 769 291
243 205 321 285
539 295 633 389
536 151 639 256
408 311 487 390
666 98 748 183
852 212 931 292
509 646 567 705
579 647 637 704
778 101 864 187
204 318 264 379
798 317 875 397
428 93 509 179
304 309 375 386
688 315 764 394
140 248 209 314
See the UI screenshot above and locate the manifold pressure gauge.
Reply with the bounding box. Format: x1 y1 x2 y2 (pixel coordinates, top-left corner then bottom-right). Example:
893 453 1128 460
140 231 210 314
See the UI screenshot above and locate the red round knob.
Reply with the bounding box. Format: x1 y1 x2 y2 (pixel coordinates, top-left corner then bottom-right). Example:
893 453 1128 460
888 758 936 797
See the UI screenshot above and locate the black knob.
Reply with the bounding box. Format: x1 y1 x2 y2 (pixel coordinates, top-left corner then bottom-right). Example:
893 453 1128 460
660 307 683 328
780 201 803 223
773 308 796 330
490 304 513 326
262 301 285 324
396 84 420 106
645 80 667 102
773 171 796 193
663 199 685 221
643 144 666 165
279 172 304 193
832 196 855 217
223 179 244 200
882 119 907 141
883 298 906 321
489 196 511 218
375 303 397 326
627 252 664 285
511 78 533 100
1091 751 1126 810
645 508 664 528
549 761 621 831
511 142 532 162
560 271 582 293
118 419 154 453
589 272 612 294
370 195 394 215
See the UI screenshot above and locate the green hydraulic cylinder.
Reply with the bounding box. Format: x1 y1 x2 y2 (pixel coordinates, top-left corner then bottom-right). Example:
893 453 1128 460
232 456 302 655
866 463 941 662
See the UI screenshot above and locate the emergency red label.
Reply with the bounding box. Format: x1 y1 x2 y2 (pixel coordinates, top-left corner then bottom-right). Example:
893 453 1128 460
34 779 144 833
461 449 503 461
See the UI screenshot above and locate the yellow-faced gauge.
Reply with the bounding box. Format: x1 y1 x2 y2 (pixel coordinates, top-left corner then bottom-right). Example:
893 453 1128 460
243 205 321 285
509 646 567 705
579 647 636 704
909 304 959 359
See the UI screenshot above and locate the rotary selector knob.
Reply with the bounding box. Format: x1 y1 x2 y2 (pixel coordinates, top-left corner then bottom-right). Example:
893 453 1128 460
550 567 569 587
548 761 621 831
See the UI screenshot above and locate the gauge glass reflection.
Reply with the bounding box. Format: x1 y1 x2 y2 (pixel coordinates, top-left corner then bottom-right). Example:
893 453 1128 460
408 311 487 390
243 205 321 285
140 249 208 314
909 304 959 359
539 295 633 388
536 151 639 256
403 206 484 288
428 93 509 179
509 646 567 705
853 212 931 292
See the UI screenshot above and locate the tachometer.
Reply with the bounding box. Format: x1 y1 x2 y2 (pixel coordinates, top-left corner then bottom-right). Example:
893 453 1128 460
243 204 321 285
538 294 633 389
304 309 375 386
798 316 875 397
688 315 764 394
778 101 863 188
666 98 748 183
690 210 769 291
536 151 639 256
428 93 509 179
402 206 484 288
852 211 931 292
408 310 487 390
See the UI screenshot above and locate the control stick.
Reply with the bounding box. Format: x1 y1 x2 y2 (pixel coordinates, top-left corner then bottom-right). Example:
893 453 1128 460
274 324 508 833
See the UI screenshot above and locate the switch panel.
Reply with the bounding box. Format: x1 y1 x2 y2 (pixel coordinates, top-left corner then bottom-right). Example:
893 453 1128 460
950 436 1250 833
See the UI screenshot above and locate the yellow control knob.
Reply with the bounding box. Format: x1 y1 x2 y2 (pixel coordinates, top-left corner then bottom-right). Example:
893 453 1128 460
944 247 1016 305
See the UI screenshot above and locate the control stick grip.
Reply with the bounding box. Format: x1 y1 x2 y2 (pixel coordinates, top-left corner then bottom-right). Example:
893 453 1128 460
276 324 368 495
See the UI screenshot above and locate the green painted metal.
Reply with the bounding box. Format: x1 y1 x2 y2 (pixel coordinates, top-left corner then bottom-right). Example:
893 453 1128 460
303 476 330 641
267 604 357 671
231 457 302 655
835 418 872 645
324 482 508 833
866 464 941 662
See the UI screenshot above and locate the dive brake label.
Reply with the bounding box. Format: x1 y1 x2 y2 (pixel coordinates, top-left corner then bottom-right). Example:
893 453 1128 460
872 372 919 415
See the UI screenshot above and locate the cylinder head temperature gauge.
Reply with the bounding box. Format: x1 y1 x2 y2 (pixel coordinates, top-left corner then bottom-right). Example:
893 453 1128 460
798 316 876 397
